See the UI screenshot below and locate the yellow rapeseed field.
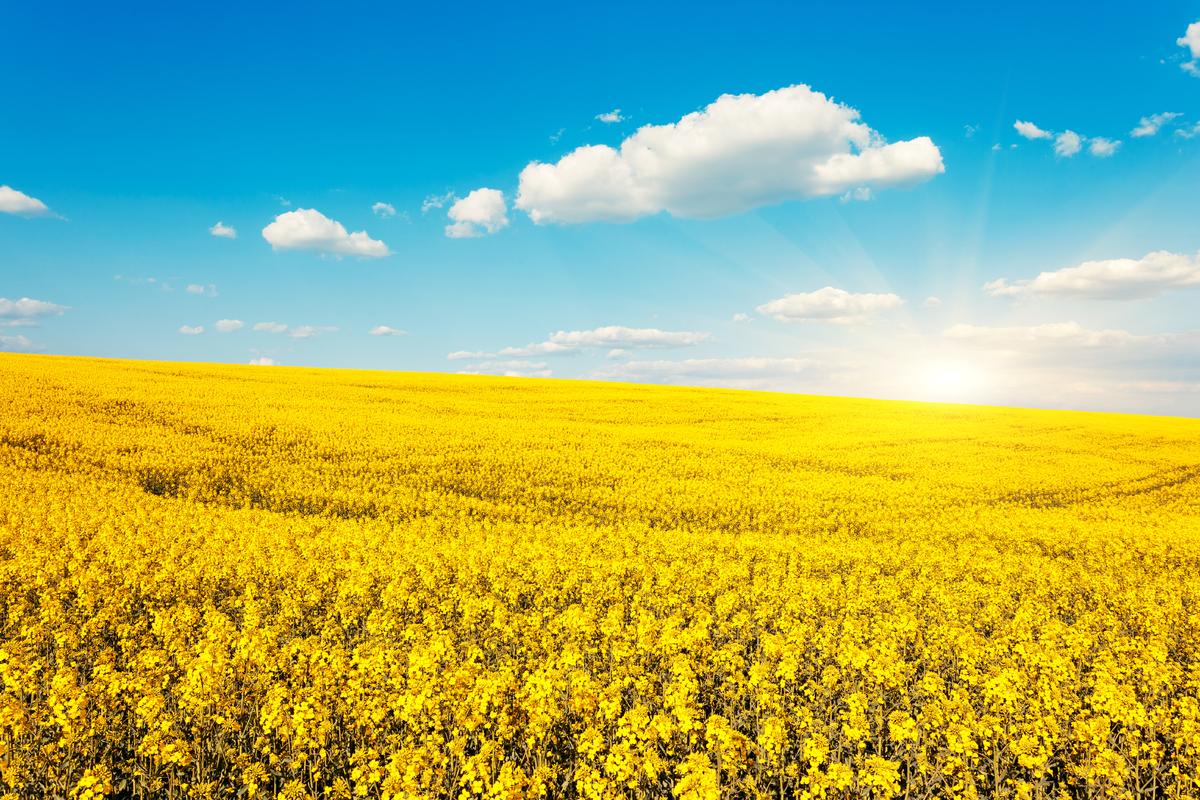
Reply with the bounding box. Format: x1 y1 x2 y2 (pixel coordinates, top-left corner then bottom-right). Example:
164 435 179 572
1 353 1199 800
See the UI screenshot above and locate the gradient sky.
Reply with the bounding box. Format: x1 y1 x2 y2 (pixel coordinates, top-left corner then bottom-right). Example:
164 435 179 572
5 1 1200 415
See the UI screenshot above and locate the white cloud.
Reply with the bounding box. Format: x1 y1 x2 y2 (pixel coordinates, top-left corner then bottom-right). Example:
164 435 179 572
0 186 62 219
370 326 407 336
923 296 941 307
287 325 338 340
1179 22 1200 75
445 189 509 238
180 325 204 335
209 221 237 238
606 349 632 358
964 125 978 138
839 187 874 203
1089 137 1120 157
756 286 904 325
262 208 389 258
991 144 1002 151
422 191 455 214
215 319 244 332
550 128 566 144
983 250 1200 301
253 322 288 333
732 313 753 322
447 350 496 360
4 319 38 327
1054 131 1083 157
496 326 716 357
496 341 578 356
0 297 68 317
1131 112 1181 137
942 322 1200 361
372 202 397 217
596 110 625 123
272 195 291 206
585 357 826 387
456 360 552 378
1013 121 1052 140
249 358 279 365
0 334 42 351
515 84 944 225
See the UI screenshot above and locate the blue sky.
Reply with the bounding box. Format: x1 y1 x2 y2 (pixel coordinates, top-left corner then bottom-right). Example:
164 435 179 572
5 1 1200 414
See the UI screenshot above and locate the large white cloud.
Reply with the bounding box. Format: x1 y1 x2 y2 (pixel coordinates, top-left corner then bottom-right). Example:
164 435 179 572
983 250 1200 301
493 326 716 358
262 209 389 257
756 286 903 324
1088 138 1120 157
1179 22 1200 75
514 85 944 224
0 186 61 219
446 189 509 238
0 297 68 317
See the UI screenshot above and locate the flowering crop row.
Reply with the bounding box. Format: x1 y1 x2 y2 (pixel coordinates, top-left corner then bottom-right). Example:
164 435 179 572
1 354 1199 800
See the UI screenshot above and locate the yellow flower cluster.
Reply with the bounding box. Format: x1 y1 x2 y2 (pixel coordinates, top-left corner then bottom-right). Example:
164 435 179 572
1 353 1199 800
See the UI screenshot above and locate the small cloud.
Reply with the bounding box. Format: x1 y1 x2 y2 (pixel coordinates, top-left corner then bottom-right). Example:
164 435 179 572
448 350 496 360
262 208 389 258
964 124 978 138
596 109 625 123
180 325 204 335
0 297 69 317
215 319 244 333
1179 21 1200 75
550 128 566 144
923 296 942 307
839 187 874 203
186 284 219 296
0 334 43 352
732 313 753 322
991 143 1002 151
372 202 398 218
272 195 291 206
253 322 288 333
5 319 39 327
209 221 237 238
369 326 407 336
1089 137 1120 157
1131 112 1182 137
757 287 904 325
0 185 63 219
114 275 121 279
287 325 338 340
249 358 279 365
1014 120 1052 140
1055 131 1083 157
456 360 552 378
606 349 632 358
445 188 509 238
422 191 455 214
